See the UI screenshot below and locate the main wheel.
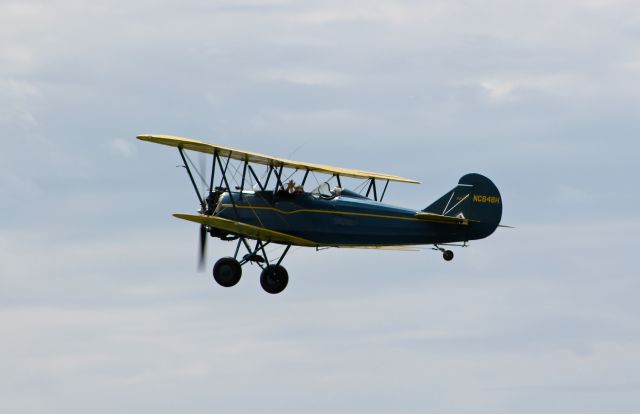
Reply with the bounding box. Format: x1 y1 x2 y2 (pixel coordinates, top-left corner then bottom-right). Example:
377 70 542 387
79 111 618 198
213 257 242 287
260 264 289 294
443 250 454 261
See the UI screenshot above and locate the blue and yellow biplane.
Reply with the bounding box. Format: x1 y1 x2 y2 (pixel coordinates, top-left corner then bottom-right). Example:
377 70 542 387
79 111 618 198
138 134 505 294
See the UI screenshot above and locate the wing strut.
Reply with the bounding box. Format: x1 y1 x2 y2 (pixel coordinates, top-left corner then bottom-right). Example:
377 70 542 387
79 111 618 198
215 153 239 218
208 152 218 194
178 147 205 210
364 178 390 202
380 179 390 202
273 165 285 192
247 165 265 191
301 169 310 186
263 166 273 189
240 160 248 199
366 178 378 201
218 153 231 189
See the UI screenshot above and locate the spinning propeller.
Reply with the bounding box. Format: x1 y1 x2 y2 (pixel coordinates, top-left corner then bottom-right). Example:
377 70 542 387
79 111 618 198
197 153 209 272
198 222 207 271
179 149 232 271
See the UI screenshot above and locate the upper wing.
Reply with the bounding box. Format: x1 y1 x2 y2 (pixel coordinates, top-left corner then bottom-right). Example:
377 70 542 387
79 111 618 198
173 213 318 247
414 212 473 225
138 134 420 184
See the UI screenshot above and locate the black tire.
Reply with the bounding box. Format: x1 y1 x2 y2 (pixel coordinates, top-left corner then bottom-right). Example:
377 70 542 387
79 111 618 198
260 265 289 294
443 250 454 261
213 257 242 287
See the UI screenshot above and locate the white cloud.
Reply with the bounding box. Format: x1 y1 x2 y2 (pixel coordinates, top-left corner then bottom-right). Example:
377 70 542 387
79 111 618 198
0 79 41 128
480 80 516 100
262 68 352 86
456 74 603 103
109 138 136 158
0 78 41 100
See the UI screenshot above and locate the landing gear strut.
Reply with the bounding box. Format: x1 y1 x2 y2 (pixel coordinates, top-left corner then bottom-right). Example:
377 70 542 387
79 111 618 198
212 240 292 294
434 244 454 261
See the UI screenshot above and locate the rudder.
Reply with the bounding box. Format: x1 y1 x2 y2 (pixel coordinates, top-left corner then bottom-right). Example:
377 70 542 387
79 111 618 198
423 173 503 240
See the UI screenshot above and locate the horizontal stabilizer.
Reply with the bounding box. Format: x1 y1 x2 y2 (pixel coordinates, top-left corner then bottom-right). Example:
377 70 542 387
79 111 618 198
173 214 317 247
415 212 471 225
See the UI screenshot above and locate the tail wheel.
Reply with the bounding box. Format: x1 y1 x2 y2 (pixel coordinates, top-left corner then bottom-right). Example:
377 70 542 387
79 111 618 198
213 257 242 287
443 250 454 261
260 264 289 294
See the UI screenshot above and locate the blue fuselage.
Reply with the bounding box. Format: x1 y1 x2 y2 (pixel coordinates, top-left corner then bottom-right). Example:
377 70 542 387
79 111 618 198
216 190 469 246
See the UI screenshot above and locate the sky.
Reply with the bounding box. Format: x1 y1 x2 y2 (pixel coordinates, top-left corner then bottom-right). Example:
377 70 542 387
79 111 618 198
1 0 640 412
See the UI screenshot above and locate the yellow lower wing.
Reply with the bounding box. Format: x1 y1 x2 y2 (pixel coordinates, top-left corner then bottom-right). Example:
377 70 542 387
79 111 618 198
173 214 318 247
174 214 420 250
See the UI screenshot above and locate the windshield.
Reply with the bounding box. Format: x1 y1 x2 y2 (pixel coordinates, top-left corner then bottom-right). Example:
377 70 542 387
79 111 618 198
311 182 332 197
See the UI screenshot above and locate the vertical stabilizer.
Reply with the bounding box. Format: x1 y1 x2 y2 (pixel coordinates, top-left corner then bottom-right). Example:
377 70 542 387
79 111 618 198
423 173 502 240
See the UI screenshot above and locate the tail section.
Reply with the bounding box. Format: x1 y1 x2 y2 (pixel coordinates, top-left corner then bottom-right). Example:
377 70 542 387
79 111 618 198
423 173 502 240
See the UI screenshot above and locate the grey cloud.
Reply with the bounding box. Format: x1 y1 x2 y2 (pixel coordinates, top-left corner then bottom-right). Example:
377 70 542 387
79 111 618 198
2 0 640 413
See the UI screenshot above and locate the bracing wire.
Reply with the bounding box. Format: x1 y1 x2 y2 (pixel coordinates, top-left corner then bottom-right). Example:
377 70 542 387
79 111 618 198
282 168 299 184
354 178 369 194
184 151 208 187
230 161 243 189
311 171 320 187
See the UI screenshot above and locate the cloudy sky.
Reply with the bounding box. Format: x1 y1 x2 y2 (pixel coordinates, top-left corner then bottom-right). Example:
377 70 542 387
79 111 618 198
2 0 639 412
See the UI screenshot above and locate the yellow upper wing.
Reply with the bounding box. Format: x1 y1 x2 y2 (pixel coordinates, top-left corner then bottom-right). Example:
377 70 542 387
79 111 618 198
138 134 420 184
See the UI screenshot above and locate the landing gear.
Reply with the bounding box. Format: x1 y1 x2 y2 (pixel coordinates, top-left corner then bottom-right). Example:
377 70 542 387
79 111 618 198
213 257 242 287
212 241 292 294
260 265 289 294
434 244 455 261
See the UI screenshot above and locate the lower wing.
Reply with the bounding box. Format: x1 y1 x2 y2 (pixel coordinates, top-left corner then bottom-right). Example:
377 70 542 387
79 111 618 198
174 214 421 250
173 214 318 247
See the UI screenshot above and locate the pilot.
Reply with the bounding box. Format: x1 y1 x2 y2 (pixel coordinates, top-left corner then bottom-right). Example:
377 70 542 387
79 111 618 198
287 179 296 194
332 186 343 196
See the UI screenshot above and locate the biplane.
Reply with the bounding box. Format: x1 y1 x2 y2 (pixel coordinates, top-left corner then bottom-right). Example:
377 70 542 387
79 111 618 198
138 134 505 294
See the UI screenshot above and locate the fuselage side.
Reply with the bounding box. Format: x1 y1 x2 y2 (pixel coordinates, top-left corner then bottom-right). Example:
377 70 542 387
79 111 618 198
215 190 470 246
